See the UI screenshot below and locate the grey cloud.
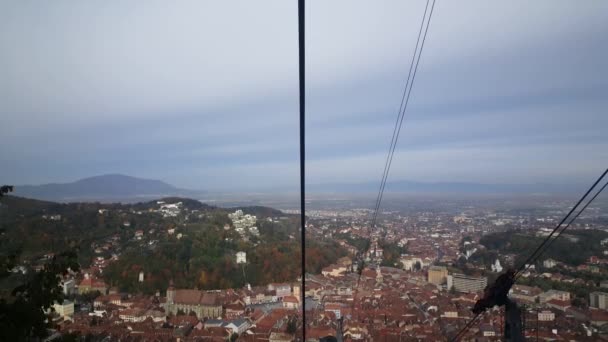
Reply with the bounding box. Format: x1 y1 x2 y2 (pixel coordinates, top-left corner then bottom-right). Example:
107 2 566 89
1 1 607 190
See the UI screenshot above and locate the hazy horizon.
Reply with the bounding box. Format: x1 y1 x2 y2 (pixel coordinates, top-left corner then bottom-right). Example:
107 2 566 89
10 173 596 206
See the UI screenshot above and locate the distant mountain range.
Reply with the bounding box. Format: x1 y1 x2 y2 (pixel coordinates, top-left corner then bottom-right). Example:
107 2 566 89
13 174 202 202
11 174 582 203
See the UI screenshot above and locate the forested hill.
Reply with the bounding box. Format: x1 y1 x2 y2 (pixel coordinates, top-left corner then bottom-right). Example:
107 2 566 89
0 195 213 223
0 194 60 214
0 195 346 294
0 195 219 259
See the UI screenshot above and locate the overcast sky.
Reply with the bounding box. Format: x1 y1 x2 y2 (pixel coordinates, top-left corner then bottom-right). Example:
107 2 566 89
1 1 607 191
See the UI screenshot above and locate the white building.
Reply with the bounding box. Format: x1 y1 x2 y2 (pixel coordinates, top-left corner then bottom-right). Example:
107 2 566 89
400 256 431 271
62 279 75 295
248 226 260 236
119 308 146 322
465 248 477 259
53 301 75 320
453 215 470 224
236 251 247 264
590 292 608 309
159 202 182 217
540 290 571 303
538 310 555 321
322 265 347 277
491 259 503 273
543 259 558 268
224 319 250 335
448 273 487 293
480 324 496 337
228 210 257 233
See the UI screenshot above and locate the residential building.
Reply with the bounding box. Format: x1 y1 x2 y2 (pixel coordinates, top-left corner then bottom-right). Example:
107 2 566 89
447 273 487 293
590 292 608 310
62 279 75 295
94 294 122 308
400 256 431 271
546 299 570 312
591 310 608 327
539 290 570 303
78 277 107 295
441 310 458 318
224 318 250 335
204 319 225 329
224 303 245 319
134 230 144 238
543 259 558 268
538 310 555 321
228 210 257 231
282 295 300 309
510 285 542 303
119 308 147 322
325 302 342 319
52 301 74 320
427 265 448 285
236 251 247 264
321 265 347 277
480 323 496 337
268 283 291 298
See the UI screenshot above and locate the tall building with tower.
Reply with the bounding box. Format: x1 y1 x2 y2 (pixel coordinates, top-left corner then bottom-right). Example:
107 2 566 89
375 266 383 284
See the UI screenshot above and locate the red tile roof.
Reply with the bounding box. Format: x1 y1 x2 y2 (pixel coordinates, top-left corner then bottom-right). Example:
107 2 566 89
173 289 219 305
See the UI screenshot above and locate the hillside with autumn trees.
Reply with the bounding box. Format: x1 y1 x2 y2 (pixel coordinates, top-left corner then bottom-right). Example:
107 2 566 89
102 210 348 294
0 195 348 295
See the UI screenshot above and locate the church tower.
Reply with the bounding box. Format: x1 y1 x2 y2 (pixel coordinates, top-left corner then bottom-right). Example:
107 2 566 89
167 280 175 304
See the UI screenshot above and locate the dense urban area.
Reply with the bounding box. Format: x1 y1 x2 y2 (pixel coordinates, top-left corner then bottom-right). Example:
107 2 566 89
1 194 608 341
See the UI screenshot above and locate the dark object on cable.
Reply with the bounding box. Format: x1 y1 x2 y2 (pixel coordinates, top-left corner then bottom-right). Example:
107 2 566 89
472 269 516 315
0 185 14 197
